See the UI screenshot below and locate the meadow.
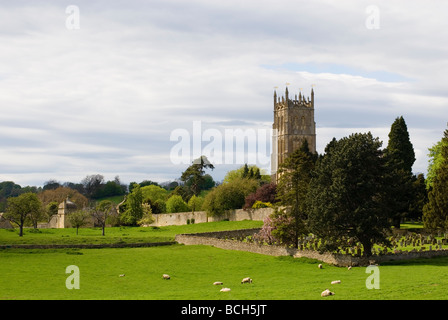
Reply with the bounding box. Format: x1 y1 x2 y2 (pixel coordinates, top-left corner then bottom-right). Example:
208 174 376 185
1 220 448 300
0 220 263 245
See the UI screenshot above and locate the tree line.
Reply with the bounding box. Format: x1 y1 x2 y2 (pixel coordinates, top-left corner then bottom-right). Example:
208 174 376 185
3 115 447 252
256 116 447 257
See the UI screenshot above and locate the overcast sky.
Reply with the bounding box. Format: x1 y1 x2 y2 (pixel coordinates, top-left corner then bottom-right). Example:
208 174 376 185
1 0 447 187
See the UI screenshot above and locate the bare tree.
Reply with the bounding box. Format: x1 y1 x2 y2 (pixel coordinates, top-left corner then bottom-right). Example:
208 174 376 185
81 174 104 198
91 200 114 236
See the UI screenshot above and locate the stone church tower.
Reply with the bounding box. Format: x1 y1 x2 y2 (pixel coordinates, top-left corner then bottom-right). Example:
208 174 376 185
271 86 316 183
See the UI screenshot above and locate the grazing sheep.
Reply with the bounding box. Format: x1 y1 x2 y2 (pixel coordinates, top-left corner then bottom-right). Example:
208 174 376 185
241 277 253 284
331 280 341 285
220 288 231 292
318 264 323 269
321 289 335 297
162 274 170 280
347 266 352 271
213 281 223 285
119 274 125 277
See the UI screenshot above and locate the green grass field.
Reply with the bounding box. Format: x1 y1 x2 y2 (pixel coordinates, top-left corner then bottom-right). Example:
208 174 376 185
1 244 448 300
1 220 448 300
0 220 263 245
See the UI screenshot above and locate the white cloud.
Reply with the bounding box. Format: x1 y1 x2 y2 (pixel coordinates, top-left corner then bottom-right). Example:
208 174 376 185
0 0 447 186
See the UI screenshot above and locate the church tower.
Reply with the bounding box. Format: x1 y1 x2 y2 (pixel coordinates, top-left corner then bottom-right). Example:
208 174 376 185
271 86 316 183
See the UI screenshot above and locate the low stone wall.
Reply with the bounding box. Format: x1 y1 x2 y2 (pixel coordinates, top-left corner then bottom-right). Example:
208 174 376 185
0 241 176 250
175 229 448 267
149 207 273 227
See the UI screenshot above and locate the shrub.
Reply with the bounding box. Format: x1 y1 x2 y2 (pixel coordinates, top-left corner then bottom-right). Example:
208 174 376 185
252 201 272 209
137 203 155 226
243 183 277 209
188 195 204 212
166 195 189 213
203 178 258 217
141 185 168 203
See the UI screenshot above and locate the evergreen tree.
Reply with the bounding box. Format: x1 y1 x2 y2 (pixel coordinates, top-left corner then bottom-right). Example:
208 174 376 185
308 132 391 256
273 139 317 248
384 116 415 172
408 173 428 221
181 155 214 197
384 116 416 228
423 129 448 231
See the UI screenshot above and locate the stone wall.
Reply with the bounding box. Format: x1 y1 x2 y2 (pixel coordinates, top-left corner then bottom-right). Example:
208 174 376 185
148 207 273 227
175 229 448 267
0 241 176 250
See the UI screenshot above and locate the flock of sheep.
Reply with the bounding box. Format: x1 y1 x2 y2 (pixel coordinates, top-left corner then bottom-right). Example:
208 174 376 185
161 273 252 293
318 263 352 297
119 262 349 297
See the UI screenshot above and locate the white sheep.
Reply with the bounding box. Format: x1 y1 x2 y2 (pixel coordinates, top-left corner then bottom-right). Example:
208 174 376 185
321 289 335 297
347 266 352 271
318 264 323 269
162 274 170 280
119 274 125 277
213 281 223 285
241 277 252 284
331 280 341 285
220 287 231 292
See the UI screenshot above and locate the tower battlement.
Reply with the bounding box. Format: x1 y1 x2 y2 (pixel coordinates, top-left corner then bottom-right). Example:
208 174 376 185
271 86 316 183
274 87 314 110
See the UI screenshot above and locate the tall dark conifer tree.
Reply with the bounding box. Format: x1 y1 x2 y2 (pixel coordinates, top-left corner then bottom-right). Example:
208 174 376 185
384 116 416 228
308 132 391 256
273 140 317 248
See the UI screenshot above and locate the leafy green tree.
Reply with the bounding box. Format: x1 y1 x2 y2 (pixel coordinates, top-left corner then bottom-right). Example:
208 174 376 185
166 195 189 213
120 184 143 225
150 199 166 214
68 209 90 235
272 140 317 248
0 181 22 212
92 200 114 236
188 195 204 213
141 184 168 203
46 201 59 222
426 138 448 189
383 116 416 228
223 164 270 184
423 129 448 231
137 203 155 226
129 180 160 193
181 156 214 197
4 192 42 236
308 132 391 256
202 178 258 217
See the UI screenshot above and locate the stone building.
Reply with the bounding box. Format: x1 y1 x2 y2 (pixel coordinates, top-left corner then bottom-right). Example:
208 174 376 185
56 197 78 228
271 86 316 183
